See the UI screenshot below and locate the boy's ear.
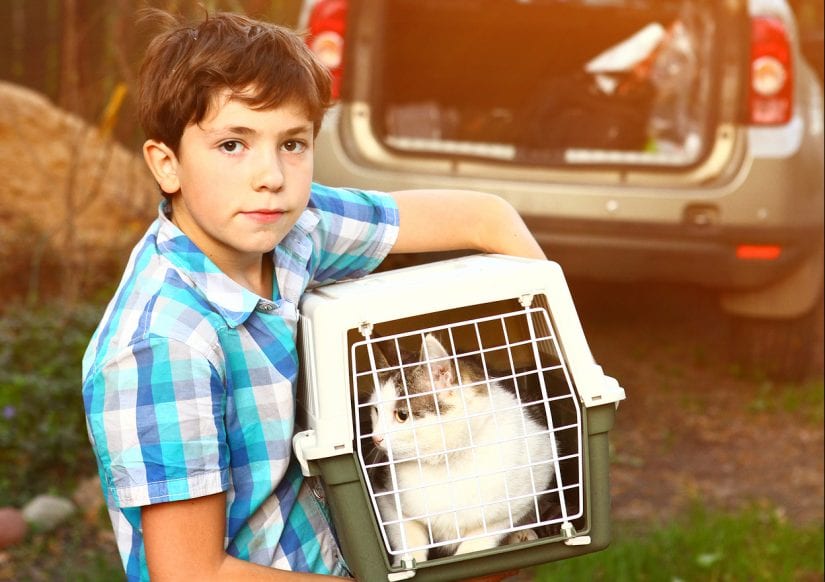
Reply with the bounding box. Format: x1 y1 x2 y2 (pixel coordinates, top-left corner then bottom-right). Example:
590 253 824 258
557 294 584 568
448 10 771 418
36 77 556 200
143 139 181 195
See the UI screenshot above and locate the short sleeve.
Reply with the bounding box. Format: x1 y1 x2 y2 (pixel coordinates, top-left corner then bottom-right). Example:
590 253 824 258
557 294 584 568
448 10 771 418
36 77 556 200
85 337 229 508
306 183 400 286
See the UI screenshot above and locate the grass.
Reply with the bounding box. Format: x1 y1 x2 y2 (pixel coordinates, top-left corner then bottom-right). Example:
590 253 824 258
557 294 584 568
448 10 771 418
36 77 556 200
6 503 822 581
748 377 825 425
535 503 824 581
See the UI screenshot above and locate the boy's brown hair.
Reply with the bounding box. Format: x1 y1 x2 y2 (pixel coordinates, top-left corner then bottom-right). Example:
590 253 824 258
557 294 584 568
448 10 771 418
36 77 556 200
138 9 332 154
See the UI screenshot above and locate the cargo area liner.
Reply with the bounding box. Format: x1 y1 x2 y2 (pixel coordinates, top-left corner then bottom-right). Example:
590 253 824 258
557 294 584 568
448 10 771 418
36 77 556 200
342 0 744 179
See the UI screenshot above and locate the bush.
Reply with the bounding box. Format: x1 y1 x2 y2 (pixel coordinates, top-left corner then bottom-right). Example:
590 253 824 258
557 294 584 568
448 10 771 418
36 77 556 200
0 302 105 507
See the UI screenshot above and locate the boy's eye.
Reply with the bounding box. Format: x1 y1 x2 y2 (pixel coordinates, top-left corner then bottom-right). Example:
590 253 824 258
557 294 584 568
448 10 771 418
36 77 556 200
219 140 244 154
282 140 307 153
394 408 409 423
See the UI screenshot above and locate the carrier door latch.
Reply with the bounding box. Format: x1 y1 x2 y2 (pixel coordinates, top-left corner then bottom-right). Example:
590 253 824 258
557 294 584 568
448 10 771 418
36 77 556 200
561 522 592 546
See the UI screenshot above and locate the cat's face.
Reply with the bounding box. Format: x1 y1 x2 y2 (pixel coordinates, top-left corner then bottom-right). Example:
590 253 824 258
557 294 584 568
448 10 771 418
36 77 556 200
366 335 470 461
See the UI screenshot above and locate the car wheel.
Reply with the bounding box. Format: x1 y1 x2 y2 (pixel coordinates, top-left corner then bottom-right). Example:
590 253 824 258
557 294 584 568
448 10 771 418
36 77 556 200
728 291 824 382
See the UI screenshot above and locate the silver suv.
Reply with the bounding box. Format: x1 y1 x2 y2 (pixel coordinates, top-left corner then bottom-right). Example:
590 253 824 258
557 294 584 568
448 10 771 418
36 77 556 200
300 0 824 380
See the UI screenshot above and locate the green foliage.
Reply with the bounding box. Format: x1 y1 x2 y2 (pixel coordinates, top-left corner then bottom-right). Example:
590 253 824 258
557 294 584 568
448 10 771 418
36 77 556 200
0 302 105 507
748 378 825 425
4 511 124 582
536 503 824 581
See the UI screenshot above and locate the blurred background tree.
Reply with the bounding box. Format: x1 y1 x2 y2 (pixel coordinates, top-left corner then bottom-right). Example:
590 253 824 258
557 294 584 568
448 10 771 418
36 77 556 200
0 1 303 307
0 0 302 151
790 0 824 81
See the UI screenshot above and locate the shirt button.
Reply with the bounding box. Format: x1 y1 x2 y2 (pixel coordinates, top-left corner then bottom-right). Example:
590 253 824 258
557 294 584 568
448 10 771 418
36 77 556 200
258 303 275 312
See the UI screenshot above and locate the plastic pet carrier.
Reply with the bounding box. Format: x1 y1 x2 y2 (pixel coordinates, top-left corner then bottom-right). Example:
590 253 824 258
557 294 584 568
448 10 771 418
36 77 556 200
294 255 625 581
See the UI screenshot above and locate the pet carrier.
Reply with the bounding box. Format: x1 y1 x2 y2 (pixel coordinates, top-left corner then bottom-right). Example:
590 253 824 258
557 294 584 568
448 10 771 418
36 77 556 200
294 254 625 581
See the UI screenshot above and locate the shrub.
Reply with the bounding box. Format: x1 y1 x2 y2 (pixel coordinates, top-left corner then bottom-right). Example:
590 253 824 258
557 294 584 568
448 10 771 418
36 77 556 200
0 302 105 507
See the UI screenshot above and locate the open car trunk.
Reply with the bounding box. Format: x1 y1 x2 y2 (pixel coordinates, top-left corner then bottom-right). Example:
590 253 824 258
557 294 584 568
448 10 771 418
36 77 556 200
346 0 746 171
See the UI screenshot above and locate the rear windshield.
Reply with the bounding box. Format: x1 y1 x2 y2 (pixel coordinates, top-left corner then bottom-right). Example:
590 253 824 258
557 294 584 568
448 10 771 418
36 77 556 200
361 0 725 169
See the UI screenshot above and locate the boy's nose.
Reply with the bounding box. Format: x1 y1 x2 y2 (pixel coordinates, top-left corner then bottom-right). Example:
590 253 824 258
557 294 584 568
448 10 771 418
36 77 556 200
252 151 285 192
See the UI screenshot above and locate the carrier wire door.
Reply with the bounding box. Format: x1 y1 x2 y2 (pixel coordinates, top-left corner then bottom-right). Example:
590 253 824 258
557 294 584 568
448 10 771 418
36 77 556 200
352 302 585 567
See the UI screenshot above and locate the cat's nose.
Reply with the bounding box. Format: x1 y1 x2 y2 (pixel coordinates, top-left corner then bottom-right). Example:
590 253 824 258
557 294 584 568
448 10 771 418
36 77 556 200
372 435 384 446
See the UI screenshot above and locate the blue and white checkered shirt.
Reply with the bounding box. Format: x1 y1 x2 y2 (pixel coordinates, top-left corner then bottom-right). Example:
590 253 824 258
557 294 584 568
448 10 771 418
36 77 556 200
82 183 399 581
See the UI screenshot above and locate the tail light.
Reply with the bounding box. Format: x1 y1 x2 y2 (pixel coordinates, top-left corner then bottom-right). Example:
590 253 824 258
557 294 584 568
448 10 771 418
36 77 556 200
749 15 793 125
307 0 348 101
736 244 782 260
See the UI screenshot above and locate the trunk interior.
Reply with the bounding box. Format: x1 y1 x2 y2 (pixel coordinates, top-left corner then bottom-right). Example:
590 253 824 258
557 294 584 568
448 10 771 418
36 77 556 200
352 0 734 170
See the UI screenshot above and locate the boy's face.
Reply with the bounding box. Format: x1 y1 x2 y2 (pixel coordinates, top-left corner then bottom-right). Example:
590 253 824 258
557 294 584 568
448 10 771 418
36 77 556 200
145 90 315 273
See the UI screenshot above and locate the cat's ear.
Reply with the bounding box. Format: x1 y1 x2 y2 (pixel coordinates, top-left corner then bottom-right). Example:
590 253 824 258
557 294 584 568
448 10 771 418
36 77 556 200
422 334 453 388
371 342 391 371
359 342 391 400
422 333 450 361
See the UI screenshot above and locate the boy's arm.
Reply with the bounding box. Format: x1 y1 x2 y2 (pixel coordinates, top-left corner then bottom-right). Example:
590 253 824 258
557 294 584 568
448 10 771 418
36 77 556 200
389 190 546 260
142 493 350 581
144 495 516 581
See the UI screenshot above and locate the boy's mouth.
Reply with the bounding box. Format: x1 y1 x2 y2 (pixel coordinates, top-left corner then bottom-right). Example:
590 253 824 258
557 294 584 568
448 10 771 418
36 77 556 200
241 209 286 223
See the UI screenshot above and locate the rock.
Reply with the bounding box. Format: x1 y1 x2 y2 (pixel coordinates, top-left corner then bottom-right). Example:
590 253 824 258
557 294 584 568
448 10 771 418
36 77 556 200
72 475 105 522
0 81 158 301
0 507 28 548
21 495 75 532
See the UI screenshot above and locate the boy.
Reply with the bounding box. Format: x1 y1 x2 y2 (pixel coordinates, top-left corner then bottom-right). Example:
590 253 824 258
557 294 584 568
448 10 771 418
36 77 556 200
82 9 545 581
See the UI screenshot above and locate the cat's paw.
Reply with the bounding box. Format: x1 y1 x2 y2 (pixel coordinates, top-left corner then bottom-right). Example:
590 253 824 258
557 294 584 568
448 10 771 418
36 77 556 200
503 528 538 545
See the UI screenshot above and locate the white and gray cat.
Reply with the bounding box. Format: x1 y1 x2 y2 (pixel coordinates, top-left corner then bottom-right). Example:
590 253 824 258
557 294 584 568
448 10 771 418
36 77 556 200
365 333 557 565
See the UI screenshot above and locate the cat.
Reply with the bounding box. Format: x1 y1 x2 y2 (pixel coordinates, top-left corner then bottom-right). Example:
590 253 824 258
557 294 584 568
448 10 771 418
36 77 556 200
364 333 557 565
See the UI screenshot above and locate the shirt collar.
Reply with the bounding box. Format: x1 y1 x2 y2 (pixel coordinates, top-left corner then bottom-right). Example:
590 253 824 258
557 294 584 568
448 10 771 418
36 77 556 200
152 201 319 328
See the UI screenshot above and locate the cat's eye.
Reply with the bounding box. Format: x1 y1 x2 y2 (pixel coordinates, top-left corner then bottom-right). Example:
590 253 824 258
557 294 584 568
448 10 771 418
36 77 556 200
394 409 409 423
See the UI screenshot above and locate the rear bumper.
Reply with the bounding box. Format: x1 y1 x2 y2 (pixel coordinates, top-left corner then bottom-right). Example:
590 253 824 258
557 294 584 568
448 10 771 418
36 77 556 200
524 216 823 289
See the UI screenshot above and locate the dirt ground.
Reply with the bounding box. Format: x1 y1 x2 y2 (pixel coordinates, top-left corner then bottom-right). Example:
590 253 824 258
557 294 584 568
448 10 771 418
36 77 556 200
569 278 824 527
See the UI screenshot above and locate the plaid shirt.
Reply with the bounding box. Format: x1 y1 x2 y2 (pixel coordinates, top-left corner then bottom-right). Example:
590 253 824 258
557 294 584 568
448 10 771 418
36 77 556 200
82 183 399 581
